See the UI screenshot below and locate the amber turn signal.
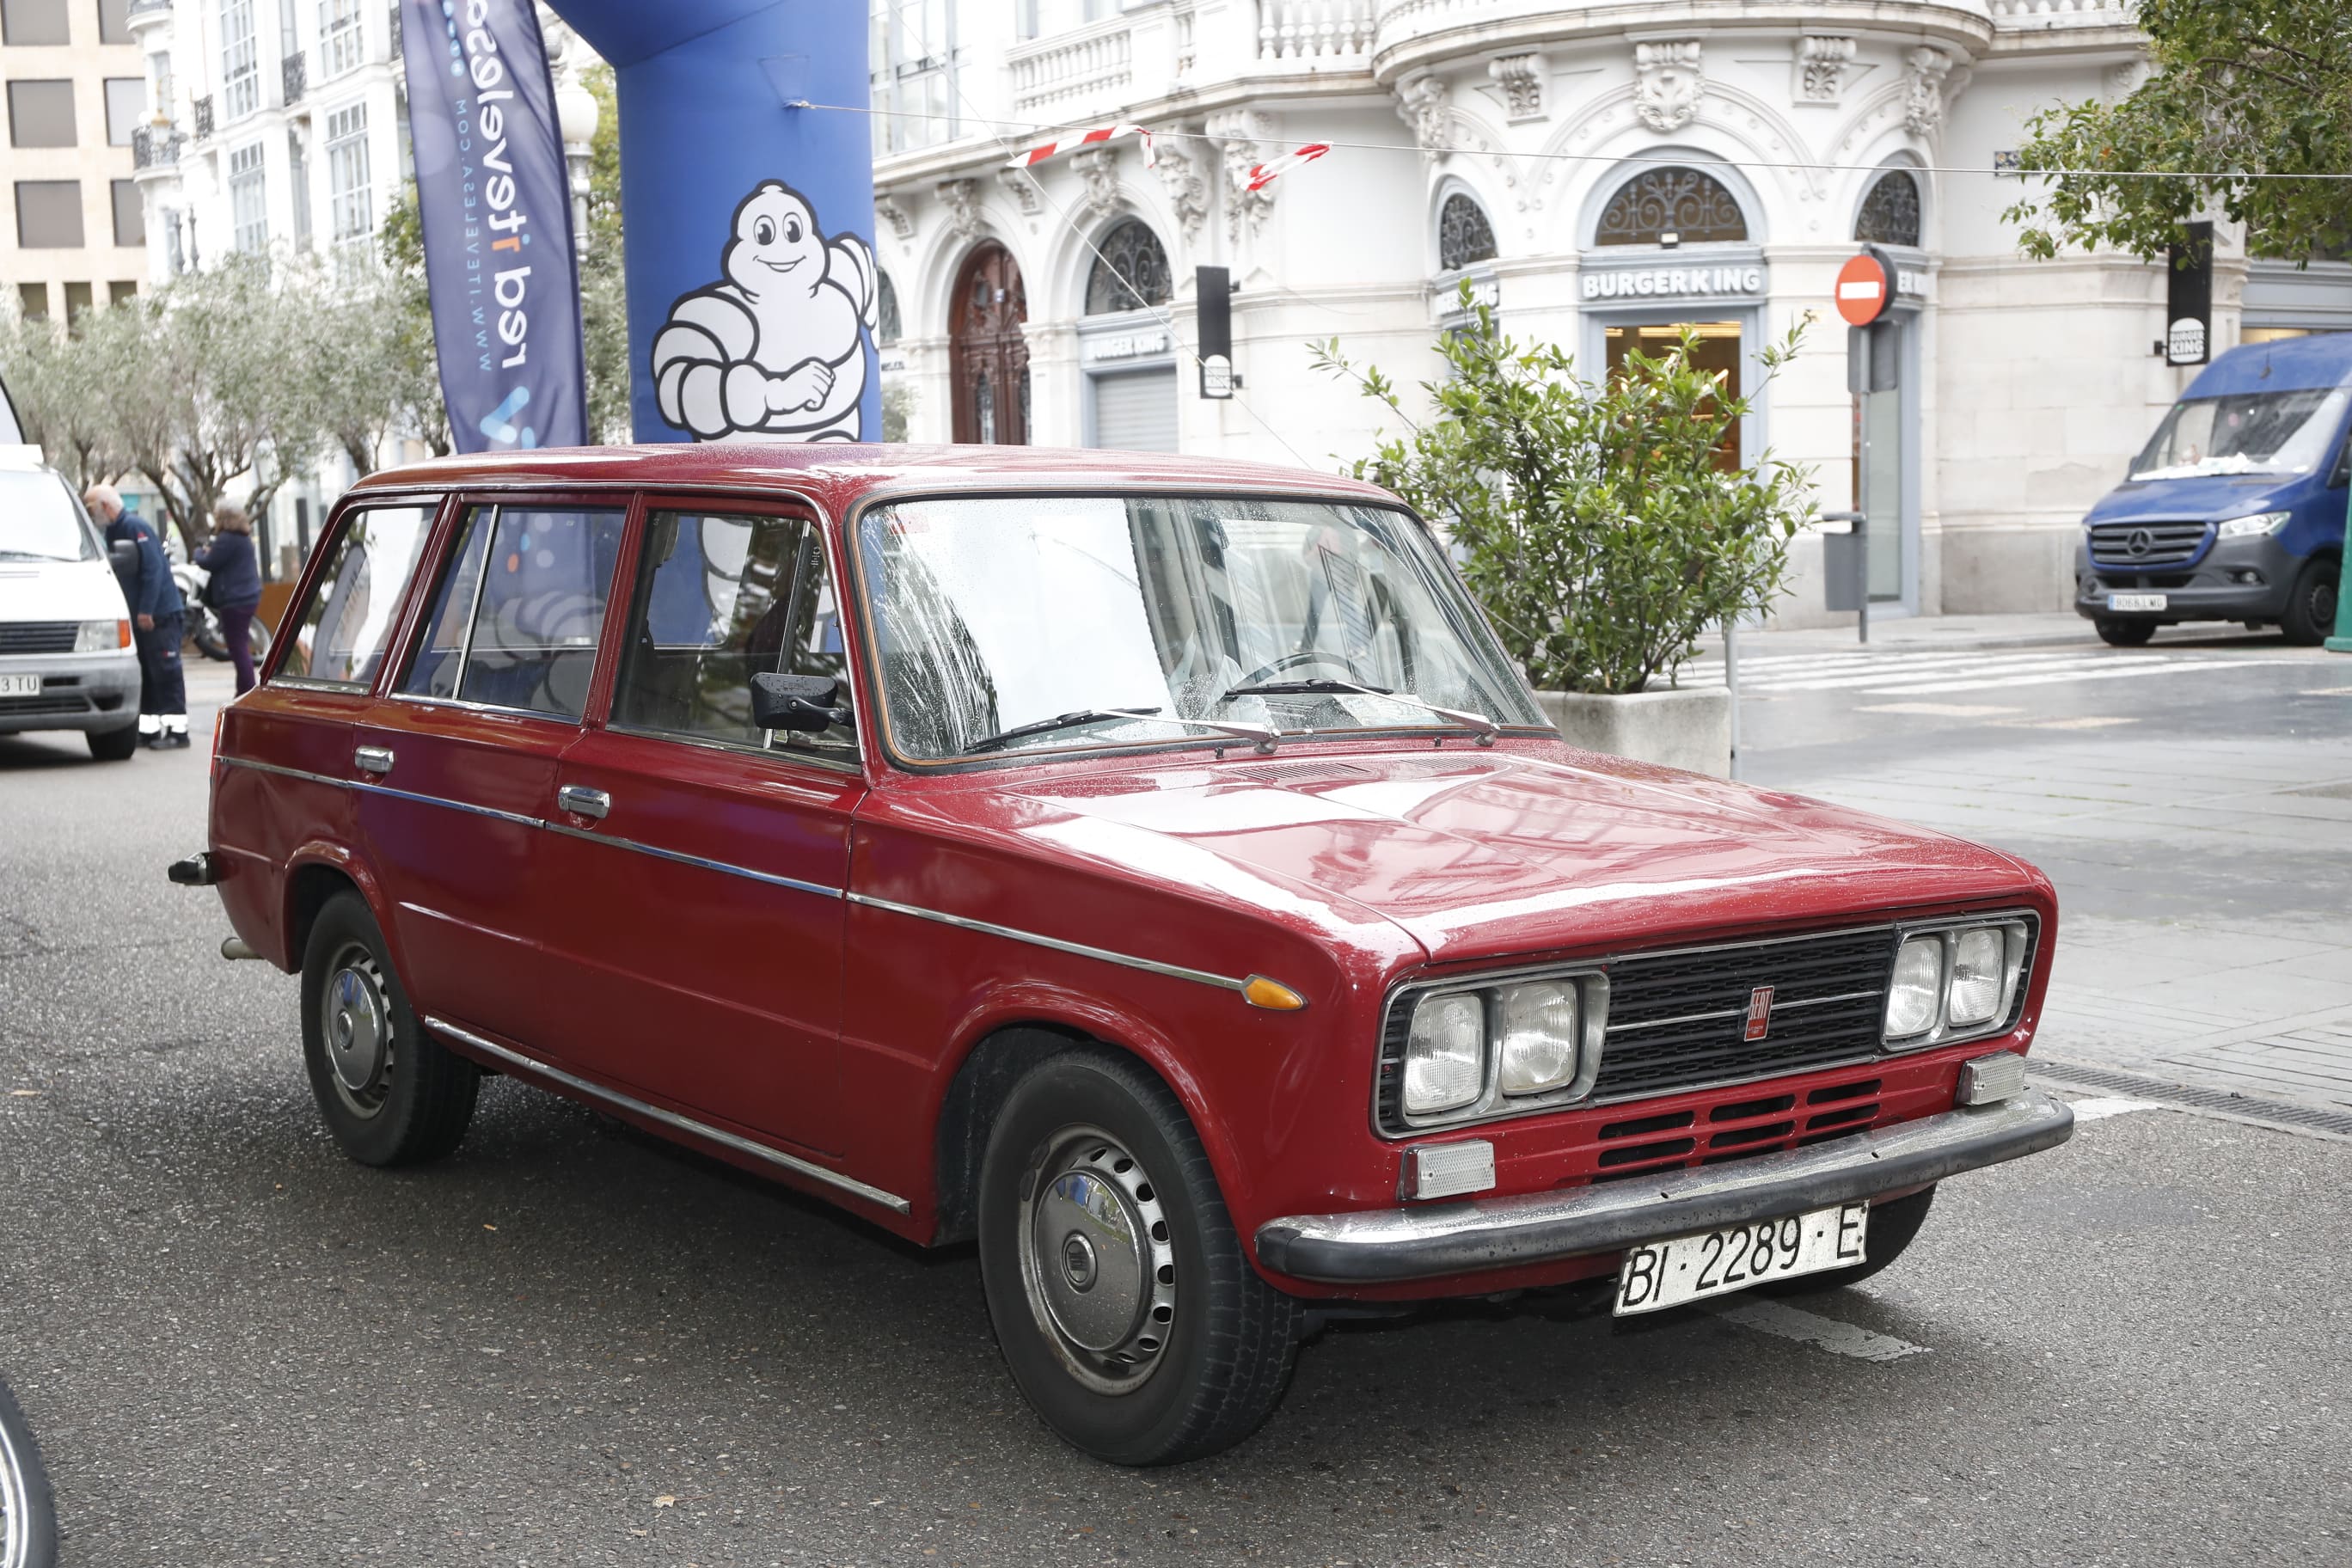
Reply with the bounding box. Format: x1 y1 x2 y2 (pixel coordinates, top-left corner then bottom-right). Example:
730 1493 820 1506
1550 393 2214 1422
1241 975 1306 1011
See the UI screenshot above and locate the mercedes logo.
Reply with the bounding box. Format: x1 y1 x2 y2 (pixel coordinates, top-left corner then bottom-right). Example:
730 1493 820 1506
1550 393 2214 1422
2127 528 2153 557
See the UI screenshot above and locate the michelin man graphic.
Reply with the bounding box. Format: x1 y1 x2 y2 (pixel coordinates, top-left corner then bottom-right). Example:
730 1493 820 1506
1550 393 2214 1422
651 181 879 442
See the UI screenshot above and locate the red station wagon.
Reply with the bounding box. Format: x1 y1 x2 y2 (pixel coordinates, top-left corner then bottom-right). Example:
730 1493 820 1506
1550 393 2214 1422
177 444 2074 1465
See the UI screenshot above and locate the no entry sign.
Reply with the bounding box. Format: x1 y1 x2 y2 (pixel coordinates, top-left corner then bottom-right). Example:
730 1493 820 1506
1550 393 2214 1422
1835 250 1893 327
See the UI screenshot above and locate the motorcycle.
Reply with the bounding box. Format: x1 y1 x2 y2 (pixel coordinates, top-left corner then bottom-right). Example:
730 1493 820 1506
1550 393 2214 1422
0 1378 56 1568
170 560 273 666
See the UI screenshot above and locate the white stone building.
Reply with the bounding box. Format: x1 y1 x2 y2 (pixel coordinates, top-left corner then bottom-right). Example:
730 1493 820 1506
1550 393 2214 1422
868 0 2351 620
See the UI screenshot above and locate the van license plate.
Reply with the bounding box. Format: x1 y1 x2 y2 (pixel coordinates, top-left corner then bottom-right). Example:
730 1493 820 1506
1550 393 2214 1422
1614 1202 1869 1316
2106 593 2166 612
0 674 40 697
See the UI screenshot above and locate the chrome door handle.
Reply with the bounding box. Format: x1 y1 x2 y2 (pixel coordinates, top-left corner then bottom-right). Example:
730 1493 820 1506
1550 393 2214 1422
555 784 610 820
353 745 394 775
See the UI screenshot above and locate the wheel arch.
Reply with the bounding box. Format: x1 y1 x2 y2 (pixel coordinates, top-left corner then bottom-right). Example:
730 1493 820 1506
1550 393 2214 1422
280 844 397 974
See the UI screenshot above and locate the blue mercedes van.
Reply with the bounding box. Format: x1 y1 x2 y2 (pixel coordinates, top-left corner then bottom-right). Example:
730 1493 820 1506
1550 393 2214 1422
2074 334 2349 646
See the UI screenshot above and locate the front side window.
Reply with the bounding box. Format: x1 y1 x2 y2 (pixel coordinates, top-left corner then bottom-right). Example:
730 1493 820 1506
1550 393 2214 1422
398 503 627 719
612 510 855 759
278 504 434 687
2130 388 2352 480
857 495 1544 762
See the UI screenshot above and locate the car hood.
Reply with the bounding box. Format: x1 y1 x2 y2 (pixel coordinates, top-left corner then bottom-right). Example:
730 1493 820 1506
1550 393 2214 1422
0 556 128 623
2084 472 2304 525
962 744 2043 967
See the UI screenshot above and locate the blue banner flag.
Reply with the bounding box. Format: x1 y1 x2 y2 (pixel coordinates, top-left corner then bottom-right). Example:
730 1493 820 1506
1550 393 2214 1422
401 0 586 451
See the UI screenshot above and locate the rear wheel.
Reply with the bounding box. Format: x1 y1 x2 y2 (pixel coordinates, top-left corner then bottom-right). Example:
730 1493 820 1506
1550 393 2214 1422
1760 1185 1937 1296
85 724 140 762
2093 618 2156 647
977 1050 1302 1466
2280 556 2340 646
300 891 478 1167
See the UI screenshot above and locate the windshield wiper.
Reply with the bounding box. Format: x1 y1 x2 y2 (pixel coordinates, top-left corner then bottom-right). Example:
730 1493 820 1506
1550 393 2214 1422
964 707 1285 756
1223 679 1500 746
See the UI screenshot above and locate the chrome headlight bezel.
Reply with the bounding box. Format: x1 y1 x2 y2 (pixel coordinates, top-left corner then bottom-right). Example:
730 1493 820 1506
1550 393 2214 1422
2214 510 2292 540
1880 915 2034 1052
1381 966 1611 1136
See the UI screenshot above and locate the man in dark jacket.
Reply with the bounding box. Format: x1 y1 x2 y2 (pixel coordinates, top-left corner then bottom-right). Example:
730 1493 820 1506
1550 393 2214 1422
85 483 188 748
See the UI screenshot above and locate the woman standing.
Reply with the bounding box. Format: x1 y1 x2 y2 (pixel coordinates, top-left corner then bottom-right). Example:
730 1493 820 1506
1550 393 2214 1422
195 504 264 695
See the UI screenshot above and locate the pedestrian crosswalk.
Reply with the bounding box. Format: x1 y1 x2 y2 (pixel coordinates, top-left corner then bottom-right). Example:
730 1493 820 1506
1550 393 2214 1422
1694 645 2313 699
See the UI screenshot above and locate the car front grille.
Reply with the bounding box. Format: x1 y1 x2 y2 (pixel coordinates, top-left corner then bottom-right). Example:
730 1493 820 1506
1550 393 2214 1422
1374 917 2039 1136
0 693 93 717
2089 520 2208 567
0 622 79 655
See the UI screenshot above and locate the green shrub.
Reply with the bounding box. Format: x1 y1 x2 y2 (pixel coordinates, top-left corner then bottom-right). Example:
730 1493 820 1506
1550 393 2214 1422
1314 284 1813 695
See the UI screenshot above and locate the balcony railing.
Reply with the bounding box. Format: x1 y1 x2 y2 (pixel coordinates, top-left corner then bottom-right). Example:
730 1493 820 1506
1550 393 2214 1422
191 94 213 138
1257 0 1373 59
283 51 306 104
1008 14 1134 115
126 0 173 18
1986 0 2138 23
132 124 182 170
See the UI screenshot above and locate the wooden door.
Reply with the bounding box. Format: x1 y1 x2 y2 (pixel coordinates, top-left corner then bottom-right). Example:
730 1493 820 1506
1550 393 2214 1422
950 243 1030 445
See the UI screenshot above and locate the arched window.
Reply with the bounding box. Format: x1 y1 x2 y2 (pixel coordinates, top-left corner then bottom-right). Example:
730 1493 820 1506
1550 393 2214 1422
876 269 902 345
1855 170 1921 247
1595 168 1747 246
1437 193 1497 272
1084 219 1173 315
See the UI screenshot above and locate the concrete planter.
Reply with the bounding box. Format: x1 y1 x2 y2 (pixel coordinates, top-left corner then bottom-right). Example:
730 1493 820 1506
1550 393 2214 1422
1534 685 1731 777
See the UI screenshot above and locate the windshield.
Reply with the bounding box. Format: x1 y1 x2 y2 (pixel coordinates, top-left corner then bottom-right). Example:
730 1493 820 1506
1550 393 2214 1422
856 494 1544 761
2130 387 2350 480
0 470 99 562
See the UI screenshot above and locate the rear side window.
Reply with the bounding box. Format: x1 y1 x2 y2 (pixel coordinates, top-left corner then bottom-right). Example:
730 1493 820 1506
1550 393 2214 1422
612 509 855 758
398 502 628 720
278 505 434 688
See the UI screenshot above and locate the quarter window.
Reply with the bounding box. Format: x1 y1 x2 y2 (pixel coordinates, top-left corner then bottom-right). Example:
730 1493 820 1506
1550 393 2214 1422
613 510 855 758
277 504 434 688
398 503 628 719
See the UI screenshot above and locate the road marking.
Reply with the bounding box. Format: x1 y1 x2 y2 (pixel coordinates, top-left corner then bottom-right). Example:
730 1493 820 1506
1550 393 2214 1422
1996 715 2139 731
2068 1096 2161 1124
1707 1298 1929 1362
1858 658 2306 697
1857 701 2024 717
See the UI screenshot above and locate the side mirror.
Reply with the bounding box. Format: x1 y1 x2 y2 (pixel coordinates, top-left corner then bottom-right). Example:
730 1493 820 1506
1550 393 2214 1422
108 538 138 574
750 671 848 734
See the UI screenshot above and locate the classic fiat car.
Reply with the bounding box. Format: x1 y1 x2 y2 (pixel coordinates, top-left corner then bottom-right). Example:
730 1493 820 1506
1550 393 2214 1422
178 445 2073 1465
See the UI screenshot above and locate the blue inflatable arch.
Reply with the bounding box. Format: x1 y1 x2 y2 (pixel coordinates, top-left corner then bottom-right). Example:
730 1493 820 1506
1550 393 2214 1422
554 0 879 444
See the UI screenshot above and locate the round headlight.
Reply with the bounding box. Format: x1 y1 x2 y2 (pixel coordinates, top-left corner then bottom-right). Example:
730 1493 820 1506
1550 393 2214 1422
1403 992 1485 1116
1496 980 1580 1096
1946 927 2006 1027
1884 935 1943 1039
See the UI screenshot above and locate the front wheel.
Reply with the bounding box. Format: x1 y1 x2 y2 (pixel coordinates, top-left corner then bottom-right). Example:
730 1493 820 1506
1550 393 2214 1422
300 891 479 1167
2093 618 2156 648
0 1378 58 1568
85 724 140 762
977 1050 1302 1466
2279 557 2340 646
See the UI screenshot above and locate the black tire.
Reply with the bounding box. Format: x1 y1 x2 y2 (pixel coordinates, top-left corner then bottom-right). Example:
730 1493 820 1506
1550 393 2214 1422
0 1377 58 1568
2093 618 2156 647
1759 1185 1937 1296
300 891 478 1167
977 1050 1303 1466
85 724 140 762
2279 556 2340 646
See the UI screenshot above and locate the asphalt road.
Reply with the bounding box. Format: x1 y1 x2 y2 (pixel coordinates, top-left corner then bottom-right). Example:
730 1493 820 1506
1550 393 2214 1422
3 657 2349 1567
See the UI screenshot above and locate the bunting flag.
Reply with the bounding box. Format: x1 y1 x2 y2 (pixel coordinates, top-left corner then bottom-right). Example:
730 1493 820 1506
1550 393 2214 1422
1007 124 1156 171
1245 144 1330 193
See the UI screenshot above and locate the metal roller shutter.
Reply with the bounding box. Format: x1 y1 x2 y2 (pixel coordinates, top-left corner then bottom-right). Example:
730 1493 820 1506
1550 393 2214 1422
1089 368 1179 452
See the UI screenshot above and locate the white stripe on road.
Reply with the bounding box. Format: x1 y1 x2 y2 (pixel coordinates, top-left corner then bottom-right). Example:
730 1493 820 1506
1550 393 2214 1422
2067 1096 2160 1124
1855 658 2305 697
1741 655 2183 694
1707 1298 1930 1362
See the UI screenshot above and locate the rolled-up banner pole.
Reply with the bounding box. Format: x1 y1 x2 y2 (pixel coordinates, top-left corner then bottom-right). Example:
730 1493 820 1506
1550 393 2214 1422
400 0 587 452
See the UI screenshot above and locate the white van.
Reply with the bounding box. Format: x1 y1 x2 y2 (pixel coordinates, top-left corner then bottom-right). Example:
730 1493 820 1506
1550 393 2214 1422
0 447 142 760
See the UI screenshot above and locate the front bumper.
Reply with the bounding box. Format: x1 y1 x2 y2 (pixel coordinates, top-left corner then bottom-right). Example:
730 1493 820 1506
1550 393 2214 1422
0 651 140 733
2073 533 2302 623
1254 1088 2073 1285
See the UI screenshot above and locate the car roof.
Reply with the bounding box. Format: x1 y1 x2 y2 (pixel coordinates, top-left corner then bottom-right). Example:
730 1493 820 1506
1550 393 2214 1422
2184 334 2352 398
344 443 1402 514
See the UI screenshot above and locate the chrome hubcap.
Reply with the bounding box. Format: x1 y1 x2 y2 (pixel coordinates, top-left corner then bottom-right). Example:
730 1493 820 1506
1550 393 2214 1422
319 950 394 1116
1020 1130 1177 1395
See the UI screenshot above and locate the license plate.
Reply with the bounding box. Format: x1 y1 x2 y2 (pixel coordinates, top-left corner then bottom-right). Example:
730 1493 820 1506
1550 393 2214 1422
2106 592 2167 612
0 673 40 697
1614 1202 1869 1316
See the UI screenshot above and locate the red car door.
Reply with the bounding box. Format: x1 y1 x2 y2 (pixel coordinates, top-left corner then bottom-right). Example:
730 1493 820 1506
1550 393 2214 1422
530 498 861 1155
352 496 633 1056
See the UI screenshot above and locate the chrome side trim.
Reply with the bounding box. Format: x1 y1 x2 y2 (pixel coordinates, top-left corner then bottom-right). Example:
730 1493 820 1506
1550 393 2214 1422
848 892 1247 993
423 1014 912 1216
1258 1089 2076 1285
540 820 844 900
